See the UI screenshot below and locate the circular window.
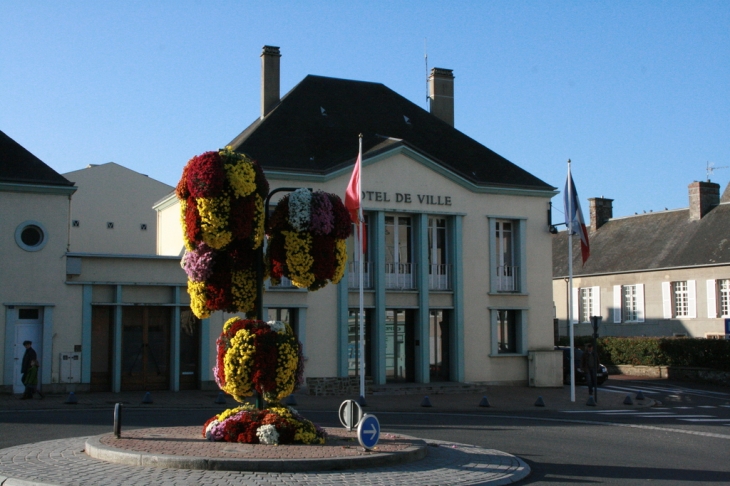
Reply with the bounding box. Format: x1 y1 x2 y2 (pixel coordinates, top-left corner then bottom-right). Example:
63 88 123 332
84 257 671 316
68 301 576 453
15 221 48 252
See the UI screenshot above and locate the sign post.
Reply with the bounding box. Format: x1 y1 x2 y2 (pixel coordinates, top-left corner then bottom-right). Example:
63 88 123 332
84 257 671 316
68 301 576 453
590 315 602 404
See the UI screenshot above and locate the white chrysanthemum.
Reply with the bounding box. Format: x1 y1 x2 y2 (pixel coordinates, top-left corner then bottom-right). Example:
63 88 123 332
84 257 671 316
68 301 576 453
205 420 219 440
288 188 312 232
267 320 286 333
256 424 279 445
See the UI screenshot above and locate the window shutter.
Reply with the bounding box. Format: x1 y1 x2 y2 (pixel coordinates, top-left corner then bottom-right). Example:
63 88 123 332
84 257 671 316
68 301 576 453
592 286 601 318
707 280 717 319
613 286 622 323
572 288 579 324
687 280 697 318
636 284 645 322
662 282 672 319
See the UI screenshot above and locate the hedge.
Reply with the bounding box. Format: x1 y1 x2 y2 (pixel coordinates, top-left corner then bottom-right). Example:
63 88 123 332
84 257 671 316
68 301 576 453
560 336 730 372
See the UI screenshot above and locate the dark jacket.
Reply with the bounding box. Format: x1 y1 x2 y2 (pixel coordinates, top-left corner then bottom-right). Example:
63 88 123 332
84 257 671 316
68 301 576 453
21 347 37 375
581 348 598 371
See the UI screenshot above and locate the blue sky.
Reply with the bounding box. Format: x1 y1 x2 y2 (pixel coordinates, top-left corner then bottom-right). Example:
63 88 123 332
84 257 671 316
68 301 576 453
1 1 728 220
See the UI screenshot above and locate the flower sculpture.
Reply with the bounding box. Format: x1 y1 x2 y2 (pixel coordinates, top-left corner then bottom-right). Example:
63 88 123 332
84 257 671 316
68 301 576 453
203 404 326 445
214 317 304 404
204 317 325 445
267 188 352 291
176 148 269 318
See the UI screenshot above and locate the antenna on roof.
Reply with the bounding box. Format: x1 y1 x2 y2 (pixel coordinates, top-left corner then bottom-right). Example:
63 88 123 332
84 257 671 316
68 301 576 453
706 161 728 182
424 38 429 110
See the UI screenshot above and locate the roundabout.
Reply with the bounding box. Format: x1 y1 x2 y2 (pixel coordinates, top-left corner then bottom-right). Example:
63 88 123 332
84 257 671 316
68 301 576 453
0 431 530 486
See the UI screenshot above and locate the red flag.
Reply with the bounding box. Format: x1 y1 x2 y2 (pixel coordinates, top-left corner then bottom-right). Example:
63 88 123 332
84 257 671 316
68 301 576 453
345 153 361 224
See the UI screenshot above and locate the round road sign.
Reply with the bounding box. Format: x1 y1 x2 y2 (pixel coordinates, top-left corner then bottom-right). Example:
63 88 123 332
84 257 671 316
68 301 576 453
357 413 380 450
338 399 363 431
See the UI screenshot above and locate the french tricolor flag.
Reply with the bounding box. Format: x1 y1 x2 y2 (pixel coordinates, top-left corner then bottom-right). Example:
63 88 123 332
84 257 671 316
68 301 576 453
564 167 590 265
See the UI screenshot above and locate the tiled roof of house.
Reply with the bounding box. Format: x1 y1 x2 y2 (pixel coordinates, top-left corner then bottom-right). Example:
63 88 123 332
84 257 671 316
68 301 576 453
0 130 74 187
228 75 554 192
553 202 730 277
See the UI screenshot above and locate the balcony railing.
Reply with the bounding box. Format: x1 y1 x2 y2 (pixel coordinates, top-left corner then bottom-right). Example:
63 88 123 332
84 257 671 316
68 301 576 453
385 262 416 290
495 265 519 292
348 261 374 289
268 276 296 289
428 264 452 290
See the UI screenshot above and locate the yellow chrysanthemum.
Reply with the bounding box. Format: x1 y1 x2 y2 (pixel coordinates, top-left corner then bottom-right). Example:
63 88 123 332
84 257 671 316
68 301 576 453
188 280 209 319
225 157 257 198
283 230 315 288
231 269 257 313
197 196 232 249
332 238 348 284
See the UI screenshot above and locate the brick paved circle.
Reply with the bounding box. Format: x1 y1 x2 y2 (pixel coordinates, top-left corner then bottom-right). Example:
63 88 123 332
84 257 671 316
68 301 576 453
87 426 428 471
0 434 530 485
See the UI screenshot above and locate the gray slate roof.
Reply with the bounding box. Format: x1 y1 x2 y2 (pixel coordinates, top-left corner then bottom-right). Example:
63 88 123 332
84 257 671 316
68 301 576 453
553 203 730 277
228 75 554 192
0 130 74 187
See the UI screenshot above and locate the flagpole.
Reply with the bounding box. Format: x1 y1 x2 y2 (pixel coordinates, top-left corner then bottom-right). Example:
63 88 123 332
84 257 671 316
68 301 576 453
567 159 576 403
357 134 366 404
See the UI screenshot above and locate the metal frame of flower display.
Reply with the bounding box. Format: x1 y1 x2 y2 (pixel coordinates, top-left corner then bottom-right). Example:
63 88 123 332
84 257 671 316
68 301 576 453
177 149 351 445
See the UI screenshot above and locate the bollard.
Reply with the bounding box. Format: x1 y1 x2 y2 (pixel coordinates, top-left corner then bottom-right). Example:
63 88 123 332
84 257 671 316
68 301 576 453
142 392 153 404
113 403 123 438
624 394 634 405
478 396 491 408
635 391 645 400
534 396 545 407
421 396 433 407
357 395 368 407
284 394 297 406
65 392 78 404
586 396 596 406
214 391 226 404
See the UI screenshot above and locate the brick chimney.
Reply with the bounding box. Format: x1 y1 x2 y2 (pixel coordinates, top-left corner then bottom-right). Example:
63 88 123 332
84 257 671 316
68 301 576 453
428 68 454 126
688 181 720 220
588 197 613 232
261 45 281 119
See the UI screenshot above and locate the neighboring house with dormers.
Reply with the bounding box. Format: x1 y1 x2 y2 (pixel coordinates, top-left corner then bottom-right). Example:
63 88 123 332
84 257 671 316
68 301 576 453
553 181 730 339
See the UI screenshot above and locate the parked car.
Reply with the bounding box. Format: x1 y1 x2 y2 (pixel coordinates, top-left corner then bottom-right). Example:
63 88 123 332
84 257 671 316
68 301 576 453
556 346 608 385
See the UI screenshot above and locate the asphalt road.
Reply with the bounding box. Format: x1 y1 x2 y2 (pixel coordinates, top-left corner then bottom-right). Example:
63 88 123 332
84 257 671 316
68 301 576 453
2 379 729 485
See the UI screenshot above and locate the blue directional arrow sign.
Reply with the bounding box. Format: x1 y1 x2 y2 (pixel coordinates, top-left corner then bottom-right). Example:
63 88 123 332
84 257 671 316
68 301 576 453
357 413 380 450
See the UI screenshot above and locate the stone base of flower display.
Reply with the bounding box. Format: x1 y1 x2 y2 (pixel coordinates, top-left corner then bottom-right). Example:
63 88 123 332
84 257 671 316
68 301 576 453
86 426 428 472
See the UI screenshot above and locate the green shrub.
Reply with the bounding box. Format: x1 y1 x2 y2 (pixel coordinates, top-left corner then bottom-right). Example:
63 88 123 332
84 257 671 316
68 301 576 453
578 337 730 372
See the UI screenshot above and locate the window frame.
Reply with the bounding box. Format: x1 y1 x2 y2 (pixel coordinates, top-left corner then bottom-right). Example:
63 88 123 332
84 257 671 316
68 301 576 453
489 307 527 356
487 217 526 294
661 280 696 319
613 284 645 323
571 286 600 324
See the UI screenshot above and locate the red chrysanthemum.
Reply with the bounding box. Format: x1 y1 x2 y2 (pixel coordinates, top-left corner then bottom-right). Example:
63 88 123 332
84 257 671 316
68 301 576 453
184 196 201 243
229 194 256 241
186 151 226 198
310 234 336 281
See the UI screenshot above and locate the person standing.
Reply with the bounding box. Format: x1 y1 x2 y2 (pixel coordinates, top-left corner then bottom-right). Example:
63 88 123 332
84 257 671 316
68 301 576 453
580 343 599 395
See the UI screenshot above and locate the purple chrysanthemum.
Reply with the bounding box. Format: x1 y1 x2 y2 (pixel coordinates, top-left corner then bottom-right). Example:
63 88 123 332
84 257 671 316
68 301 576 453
309 191 334 235
182 244 216 282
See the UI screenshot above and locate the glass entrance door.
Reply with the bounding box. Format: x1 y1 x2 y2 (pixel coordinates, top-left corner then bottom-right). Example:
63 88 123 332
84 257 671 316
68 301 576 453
429 310 450 381
385 309 415 382
121 307 170 391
